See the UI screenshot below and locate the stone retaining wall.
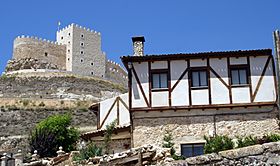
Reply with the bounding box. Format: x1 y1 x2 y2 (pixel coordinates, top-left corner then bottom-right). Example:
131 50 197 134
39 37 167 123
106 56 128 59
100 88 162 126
161 141 280 165
132 106 280 155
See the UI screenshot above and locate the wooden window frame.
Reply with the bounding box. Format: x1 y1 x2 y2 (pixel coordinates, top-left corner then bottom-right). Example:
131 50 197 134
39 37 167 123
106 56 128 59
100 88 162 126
181 143 205 158
229 65 250 87
190 67 208 90
151 69 169 92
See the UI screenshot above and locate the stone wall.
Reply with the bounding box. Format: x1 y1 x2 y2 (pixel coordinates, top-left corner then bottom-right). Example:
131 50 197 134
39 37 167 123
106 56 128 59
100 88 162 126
162 141 280 166
0 74 126 101
94 138 131 154
132 106 280 155
105 60 127 86
13 37 66 70
56 24 106 77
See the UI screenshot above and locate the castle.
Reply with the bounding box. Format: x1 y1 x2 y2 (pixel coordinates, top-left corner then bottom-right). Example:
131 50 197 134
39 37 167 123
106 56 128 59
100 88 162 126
5 23 127 85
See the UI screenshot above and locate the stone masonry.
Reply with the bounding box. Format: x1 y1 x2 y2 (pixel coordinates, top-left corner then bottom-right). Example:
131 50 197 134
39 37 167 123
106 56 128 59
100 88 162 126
5 23 127 85
132 106 280 155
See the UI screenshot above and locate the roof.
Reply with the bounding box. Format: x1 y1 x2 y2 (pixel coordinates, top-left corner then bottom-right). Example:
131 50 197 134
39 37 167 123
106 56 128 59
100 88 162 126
81 125 131 140
121 49 272 67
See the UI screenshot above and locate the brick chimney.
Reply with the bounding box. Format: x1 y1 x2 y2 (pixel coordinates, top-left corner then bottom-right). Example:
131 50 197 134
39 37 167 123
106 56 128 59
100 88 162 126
132 36 145 56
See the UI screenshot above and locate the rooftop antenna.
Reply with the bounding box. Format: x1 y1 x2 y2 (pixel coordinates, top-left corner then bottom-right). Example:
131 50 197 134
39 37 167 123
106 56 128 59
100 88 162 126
58 21 61 31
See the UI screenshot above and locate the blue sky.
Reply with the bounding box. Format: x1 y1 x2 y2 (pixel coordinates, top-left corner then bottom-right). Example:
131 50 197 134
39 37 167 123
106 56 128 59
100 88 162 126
0 1 280 73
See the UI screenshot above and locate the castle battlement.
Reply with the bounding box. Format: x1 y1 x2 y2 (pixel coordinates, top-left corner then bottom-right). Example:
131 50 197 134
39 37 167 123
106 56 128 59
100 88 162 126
15 35 63 46
57 23 101 36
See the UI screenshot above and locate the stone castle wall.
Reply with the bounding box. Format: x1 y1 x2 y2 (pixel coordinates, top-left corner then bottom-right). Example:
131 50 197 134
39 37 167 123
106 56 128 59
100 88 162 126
106 60 128 86
132 106 279 155
13 36 66 70
56 24 106 77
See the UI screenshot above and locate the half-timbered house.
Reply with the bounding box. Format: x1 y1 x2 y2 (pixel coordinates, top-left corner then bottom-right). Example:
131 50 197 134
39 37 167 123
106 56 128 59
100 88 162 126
84 36 279 157
120 36 279 157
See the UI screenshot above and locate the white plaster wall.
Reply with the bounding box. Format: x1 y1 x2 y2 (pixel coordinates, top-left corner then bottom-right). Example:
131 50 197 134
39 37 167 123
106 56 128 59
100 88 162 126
190 59 207 67
210 58 230 104
132 62 149 108
99 93 130 129
250 56 269 93
191 89 209 105
151 61 167 69
254 60 276 102
232 87 250 103
100 96 118 129
152 91 169 107
170 60 189 106
230 57 247 65
119 93 130 126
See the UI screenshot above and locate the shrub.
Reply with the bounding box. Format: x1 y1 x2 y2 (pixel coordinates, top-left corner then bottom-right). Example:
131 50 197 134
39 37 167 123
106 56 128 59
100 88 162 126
162 130 185 160
237 135 258 148
29 114 79 157
73 143 102 161
104 120 117 154
204 135 234 154
260 133 280 143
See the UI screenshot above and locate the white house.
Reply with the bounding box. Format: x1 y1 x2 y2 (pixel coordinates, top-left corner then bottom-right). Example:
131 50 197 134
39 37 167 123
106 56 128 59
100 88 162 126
86 36 279 157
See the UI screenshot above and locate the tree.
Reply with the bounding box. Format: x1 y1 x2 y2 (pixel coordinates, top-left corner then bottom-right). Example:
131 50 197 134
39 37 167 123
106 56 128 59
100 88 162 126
29 114 79 157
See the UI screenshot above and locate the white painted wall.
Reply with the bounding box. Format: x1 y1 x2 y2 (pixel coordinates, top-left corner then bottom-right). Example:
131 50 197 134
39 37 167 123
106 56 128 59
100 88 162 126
210 58 230 104
191 89 209 105
232 87 251 103
99 93 129 129
254 60 276 102
230 57 247 65
151 61 168 69
171 60 189 106
132 62 149 108
152 91 169 107
190 59 207 67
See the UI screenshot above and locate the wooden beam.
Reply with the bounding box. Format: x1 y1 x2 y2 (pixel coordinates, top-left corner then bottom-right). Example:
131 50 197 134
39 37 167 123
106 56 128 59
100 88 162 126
99 98 118 129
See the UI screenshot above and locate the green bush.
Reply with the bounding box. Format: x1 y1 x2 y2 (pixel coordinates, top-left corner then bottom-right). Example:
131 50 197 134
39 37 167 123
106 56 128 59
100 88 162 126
162 130 185 160
29 114 79 157
204 135 234 154
237 135 258 148
104 120 117 154
262 133 280 143
73 143 102 161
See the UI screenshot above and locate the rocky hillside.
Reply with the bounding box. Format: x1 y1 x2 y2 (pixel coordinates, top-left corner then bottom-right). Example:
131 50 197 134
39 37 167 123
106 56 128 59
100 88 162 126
0 74 126 102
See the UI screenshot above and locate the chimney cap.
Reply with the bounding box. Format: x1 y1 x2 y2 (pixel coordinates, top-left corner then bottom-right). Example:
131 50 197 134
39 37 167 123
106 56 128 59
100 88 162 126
132 36 145 42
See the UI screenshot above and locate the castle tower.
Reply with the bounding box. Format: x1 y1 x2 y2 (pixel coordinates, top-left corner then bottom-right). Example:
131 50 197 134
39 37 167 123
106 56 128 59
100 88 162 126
56 24 106 77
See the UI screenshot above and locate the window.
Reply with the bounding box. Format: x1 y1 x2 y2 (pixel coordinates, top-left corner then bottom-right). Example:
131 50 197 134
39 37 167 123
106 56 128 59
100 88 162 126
91 62 94 66
152 72 168 89
81 59 83 62
61 36 63 40
44 52 48 57
68 41 70 44
81 34 84 38
68 33 71 36
81 51 84 54
81 42 84 47
231 68 248 85
68 58 70 61
181 144 204 158
191 70 208 88
68 49 70 53
91 72 94 75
